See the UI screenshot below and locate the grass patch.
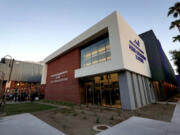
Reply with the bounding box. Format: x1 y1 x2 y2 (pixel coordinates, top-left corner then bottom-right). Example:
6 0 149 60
5 102 56 116
41 99 75 107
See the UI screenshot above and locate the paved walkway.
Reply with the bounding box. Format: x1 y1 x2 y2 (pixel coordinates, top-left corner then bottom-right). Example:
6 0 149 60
171 103 180 125
96 102 180 135
0 113 65 135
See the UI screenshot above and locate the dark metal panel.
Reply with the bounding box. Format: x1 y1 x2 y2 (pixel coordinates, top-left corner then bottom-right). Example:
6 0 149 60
139 30 176 84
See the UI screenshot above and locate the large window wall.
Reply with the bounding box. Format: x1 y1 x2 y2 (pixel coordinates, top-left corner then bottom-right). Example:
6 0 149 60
81 35 111 67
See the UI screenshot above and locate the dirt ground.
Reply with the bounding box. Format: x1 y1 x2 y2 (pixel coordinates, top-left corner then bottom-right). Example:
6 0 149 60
33 103 175 135
167 92 180 102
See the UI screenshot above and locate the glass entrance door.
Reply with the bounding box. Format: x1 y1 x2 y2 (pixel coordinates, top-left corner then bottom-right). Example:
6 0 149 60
84 82 94 104
83 73 121 108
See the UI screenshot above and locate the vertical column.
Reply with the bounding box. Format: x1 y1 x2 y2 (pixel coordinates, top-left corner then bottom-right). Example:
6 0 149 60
142 76 150 104
137 75 146 106
146 78 153 103
144 78 153 103
118 71 136 110
148 80 156 103
132 73 142 108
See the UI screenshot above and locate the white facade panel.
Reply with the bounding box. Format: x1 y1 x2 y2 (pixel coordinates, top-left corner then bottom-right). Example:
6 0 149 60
75 11 151 78
74 11 124 78
42 11 151 82
116 13 151 78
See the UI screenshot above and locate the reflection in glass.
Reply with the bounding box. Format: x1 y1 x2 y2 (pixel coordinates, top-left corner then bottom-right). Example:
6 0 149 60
84 73 121 108
81 36 111 67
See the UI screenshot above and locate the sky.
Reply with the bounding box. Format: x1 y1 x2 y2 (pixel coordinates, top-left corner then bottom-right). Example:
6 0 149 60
0 0 179 72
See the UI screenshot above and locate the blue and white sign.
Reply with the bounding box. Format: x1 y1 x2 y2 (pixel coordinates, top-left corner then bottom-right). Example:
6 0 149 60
129 40 146 63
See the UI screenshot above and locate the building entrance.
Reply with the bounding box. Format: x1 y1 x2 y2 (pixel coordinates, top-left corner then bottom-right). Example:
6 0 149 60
83 73 121 108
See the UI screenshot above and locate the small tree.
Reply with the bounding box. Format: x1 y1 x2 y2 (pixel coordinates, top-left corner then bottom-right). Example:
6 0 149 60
172 35 180 42
168 2 180 17
170 20 180 32
170 50 180 74
168 2 180 42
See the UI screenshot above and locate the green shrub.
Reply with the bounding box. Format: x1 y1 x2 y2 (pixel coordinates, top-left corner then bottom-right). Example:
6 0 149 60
96 117 100 123
79 104 82 109
73 112 78 116
71 105 74 111
60 109 73 114
83 116 87 120
62 124 67 130
118 112 121 116
110 115 114 120
81 111 85 114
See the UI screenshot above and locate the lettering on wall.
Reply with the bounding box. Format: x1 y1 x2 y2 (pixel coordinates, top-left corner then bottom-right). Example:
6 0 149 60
129 40 146 63
50 70 68 83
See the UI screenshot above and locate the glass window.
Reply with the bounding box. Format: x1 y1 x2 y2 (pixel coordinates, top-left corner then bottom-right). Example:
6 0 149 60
106 44 111 60
91 43 98 57
106 44 110 51
98 43 106 54
81 35 111 67
85 46 92 58
92 55 98 64
106 51 111 60
81 50 85 67
86 58 91 66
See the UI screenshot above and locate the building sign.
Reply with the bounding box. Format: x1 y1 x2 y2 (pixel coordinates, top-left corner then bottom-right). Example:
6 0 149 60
50 70 68 83
129 40 146 63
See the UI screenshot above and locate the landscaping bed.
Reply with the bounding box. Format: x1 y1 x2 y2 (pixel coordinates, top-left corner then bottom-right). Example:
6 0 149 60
33 103 175 135
167 92 180 102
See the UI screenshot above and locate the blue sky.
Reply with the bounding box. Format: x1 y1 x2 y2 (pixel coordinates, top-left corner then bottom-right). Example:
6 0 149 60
0 0 179 72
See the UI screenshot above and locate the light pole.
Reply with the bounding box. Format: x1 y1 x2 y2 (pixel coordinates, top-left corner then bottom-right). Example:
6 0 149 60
0 55 14 113
0 71 5 113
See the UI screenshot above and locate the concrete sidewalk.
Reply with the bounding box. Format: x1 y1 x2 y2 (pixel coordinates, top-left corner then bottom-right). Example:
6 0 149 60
0 113 65 135
171 103 180 125
96 102 180 135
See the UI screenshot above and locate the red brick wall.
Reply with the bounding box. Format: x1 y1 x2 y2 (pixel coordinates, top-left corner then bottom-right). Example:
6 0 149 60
45 48 81 104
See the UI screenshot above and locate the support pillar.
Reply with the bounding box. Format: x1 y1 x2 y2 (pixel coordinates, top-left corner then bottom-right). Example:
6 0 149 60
118 71 136 110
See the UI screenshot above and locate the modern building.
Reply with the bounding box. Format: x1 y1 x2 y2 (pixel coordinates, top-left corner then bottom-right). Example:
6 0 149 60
0 59 43 96
41 11 156 110
140 30 177 100
176 75 180 91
